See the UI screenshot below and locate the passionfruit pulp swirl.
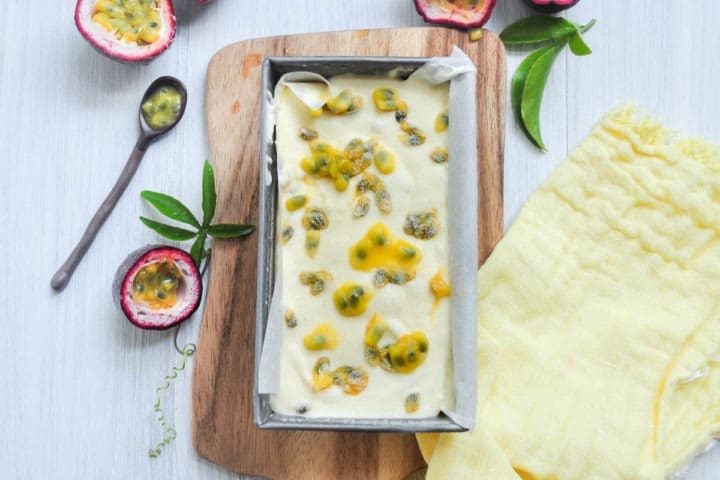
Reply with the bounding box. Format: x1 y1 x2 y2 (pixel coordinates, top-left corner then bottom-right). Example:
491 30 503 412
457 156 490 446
363 313 429 374
303 323 340 350
311 357 369 395
371 87 427 146
300 137 397 193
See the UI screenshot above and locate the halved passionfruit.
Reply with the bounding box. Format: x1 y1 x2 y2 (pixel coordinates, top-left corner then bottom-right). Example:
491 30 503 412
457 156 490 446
113 245 202 330
414 0 497 29
74 0 176 63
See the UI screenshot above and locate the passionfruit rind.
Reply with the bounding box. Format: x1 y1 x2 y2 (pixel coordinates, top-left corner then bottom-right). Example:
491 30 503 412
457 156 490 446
523 0 579 13
113 245 202 330
74 0 176 63
414 0 497 29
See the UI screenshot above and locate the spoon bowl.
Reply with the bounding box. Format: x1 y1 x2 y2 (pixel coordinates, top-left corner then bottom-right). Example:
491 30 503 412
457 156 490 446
139 75 188 139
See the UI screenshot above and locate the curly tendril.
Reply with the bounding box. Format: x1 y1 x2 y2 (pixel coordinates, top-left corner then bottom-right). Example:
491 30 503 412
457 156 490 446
148 333 196 458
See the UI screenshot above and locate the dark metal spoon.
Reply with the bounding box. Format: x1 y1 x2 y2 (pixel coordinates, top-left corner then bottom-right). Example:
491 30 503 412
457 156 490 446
51 76 187 292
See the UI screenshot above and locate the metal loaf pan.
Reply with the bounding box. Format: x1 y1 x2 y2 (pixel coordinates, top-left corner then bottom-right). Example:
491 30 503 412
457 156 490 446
255 56 468 432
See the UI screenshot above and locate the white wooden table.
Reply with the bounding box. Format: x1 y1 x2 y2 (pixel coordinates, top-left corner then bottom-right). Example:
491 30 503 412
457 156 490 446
2 0 718 478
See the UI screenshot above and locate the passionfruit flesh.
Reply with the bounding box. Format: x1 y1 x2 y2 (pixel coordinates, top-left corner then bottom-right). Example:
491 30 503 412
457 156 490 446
413 0 497 29
131 260 182 309
113 245 202 330
75 0 176 63
92 0 161 44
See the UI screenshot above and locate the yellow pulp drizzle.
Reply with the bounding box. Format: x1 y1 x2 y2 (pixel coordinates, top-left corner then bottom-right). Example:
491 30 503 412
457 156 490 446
348 222 422 272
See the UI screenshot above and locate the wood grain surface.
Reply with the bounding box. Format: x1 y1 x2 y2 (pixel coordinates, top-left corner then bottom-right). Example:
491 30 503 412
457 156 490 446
192 27 505 479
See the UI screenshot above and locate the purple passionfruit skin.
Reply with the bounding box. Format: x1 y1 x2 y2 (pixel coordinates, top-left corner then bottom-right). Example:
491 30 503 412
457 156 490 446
414 0 497 29
113 245 202 330
523 0 580 13
74 0 176 63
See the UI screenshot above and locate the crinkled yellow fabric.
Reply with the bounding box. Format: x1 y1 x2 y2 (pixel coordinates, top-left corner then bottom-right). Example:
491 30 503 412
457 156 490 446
418 109 720 480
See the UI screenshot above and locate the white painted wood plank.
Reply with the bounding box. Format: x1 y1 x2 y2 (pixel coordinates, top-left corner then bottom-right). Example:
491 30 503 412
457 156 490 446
1 1 718 478
489 0 570 228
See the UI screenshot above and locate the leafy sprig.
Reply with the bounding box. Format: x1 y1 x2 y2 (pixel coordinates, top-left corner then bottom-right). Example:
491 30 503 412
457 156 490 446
501 16 596 151
140 160 255 266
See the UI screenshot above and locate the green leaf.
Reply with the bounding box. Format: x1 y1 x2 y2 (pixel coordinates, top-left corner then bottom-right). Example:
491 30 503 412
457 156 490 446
568 32 592 56
202 161 217 227
500 16 577 46
511 46 554 133
139 217 198 241
207 223 256 239
190 232 206 267
141 191 200 228
520 44 565 151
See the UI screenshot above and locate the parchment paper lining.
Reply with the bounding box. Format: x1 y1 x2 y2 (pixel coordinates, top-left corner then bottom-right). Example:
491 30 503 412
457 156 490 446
258 48 478 429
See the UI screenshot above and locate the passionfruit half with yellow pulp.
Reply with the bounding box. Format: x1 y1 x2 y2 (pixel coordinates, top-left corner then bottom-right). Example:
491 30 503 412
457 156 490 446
75 0 176 63
113 246 202 330
414 0 497 29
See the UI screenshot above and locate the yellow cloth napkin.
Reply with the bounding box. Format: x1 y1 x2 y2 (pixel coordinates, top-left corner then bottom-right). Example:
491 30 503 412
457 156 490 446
419 109 720 479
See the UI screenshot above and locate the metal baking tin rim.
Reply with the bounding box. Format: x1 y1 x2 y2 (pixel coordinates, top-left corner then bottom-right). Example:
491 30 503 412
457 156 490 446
255 56 469 432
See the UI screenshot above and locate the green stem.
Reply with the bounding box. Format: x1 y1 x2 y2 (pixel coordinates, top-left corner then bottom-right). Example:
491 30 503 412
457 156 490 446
173 324 184 355
200 249 212 276
578 19 597 34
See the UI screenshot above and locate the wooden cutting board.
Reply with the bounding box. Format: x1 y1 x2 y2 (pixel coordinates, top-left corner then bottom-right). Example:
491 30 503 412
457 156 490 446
193 27 505 479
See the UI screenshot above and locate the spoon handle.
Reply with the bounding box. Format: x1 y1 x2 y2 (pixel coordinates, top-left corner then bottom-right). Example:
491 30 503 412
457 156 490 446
51 136 150 292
